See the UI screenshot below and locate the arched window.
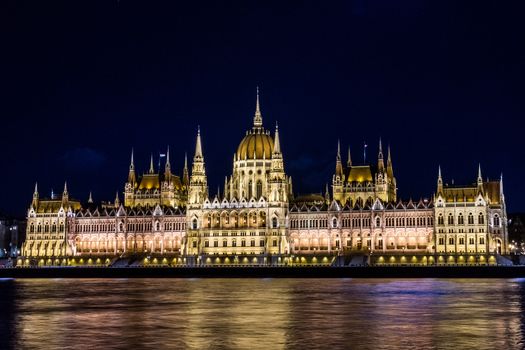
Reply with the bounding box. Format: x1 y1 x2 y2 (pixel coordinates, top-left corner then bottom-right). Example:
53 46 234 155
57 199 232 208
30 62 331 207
155 221 160 231
438 214 444 225
192 218 198 230
375 217 381 227
30 223 35 233
332 218 338 228
458 213 464 225
272 217 278 228
256 181 262 199
478 213 485 225
248 180 253 199
468 213 474 225
494 215 500 227
448 213 454 225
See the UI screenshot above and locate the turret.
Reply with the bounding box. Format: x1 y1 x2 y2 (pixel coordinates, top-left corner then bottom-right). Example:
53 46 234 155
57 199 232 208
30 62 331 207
88 191 93 204
332 140 345 203
269 122 287 203
347 146 352 167
188 126 208 206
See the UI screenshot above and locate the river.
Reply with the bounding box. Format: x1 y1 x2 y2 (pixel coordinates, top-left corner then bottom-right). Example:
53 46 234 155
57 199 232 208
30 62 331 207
1 278 524 349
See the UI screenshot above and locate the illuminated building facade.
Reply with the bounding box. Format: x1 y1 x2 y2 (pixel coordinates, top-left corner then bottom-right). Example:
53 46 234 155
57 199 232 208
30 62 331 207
20 91 509 266
434 166 508 257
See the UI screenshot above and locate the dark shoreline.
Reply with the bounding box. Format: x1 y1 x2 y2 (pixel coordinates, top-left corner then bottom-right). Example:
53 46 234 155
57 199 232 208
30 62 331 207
1 266 525 278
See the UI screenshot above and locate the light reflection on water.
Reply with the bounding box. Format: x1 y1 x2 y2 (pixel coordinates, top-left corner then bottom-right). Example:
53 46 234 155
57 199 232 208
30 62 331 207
0 278 524 349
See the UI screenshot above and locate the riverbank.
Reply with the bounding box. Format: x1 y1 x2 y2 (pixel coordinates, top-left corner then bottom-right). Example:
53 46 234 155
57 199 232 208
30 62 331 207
1 265 525 278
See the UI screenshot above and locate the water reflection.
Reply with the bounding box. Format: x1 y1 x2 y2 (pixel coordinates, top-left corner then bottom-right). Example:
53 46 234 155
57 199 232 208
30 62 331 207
0 278 524 349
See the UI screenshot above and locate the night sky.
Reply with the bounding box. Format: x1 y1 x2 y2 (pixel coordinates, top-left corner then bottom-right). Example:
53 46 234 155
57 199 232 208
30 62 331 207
1 1 524 217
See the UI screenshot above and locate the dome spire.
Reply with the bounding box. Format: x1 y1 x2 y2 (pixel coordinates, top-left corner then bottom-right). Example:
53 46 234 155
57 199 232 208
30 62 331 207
253 86 263 127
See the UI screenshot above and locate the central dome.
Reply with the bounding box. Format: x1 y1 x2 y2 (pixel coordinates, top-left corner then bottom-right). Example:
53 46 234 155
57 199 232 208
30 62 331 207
236 129 274 160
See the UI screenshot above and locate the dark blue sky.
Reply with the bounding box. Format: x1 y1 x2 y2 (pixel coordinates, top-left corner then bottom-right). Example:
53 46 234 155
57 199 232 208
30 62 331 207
1 0 524 216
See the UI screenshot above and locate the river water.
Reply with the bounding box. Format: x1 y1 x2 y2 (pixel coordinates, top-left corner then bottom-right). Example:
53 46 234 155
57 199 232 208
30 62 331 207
0 278 524 349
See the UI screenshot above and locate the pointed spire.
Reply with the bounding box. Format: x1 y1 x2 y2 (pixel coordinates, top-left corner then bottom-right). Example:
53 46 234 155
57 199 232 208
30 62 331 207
378 138 384 171
335 140 343 178
194 126 203 158
347 146 352 167
325 183 330 203
115 191 120 207
500 173 505 200
164 146 171 180
437 165 443 195
386 145 394 178
182 152 189 187
149 154 155 174
88 191 93 204
32 182 39 207
128 148 137 185
477 163 484 193
130 148 135 170
253 86 263 127
273 121 281 154
62 181 69 203
478 163 482 181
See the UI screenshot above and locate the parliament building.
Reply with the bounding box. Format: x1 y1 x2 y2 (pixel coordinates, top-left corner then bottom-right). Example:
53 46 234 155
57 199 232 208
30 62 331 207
20 91 509 266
